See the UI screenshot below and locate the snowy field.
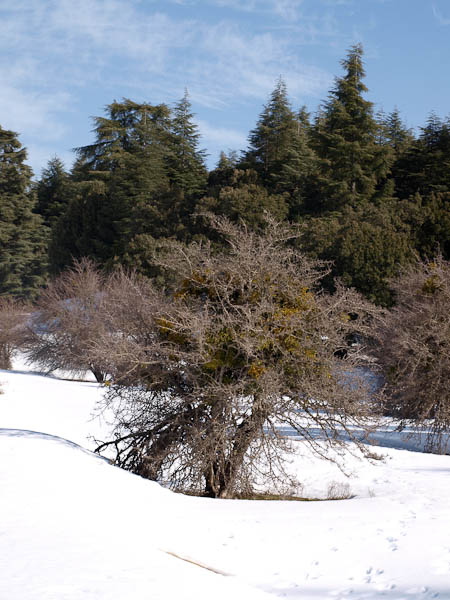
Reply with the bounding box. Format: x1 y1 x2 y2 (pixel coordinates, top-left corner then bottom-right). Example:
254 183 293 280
1 357 450 600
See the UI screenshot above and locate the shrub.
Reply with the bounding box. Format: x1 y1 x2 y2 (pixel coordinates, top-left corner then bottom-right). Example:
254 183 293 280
0 297 29 370
374 255 450 452
93 217 380 497
21 259 108 382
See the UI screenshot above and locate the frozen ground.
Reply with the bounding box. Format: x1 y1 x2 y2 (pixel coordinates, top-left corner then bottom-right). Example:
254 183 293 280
1 356 449 600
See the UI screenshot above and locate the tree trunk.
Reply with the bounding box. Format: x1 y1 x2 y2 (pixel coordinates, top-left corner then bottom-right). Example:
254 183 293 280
203 402 267 498
0 344 12 370
90 366 105 383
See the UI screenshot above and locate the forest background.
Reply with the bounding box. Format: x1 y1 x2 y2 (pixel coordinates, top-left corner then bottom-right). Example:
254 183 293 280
0 44 449 306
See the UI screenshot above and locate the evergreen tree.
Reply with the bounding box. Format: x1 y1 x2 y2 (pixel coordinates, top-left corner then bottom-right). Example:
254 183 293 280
0 126 48 298
393 113 450 199
52 99 175 272
198 150 289 236
243 80 317 218
199 166 288 230
48 180 113 274
155 91 208 242
312 44 391 210
244 79 299 186
35 157 72 230
390 114 450 261
301 202 414 305
382 108 415 157
166 90 207 198
276 106 318 219
396 190 450 261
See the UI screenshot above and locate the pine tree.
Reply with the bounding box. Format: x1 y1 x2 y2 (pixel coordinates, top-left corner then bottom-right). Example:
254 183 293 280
276 105 318 219
389 114 450 261
243 80 317 219
166 90 207 198
0 126 48 298
313 44 391 210
382 108 414 157
244 79 299 186
48 180 113 274
301 202 415 305
394 113 450 199
199 166 288 230
52 99 175 272
35 157 72 230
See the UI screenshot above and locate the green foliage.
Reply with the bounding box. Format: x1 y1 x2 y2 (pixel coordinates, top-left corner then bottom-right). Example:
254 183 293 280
199 166 288 229
312 44 392 211
301 203 414 305
243 81 317 219
244 79 297 184
53 97 208 273
0 126 48 298
35 157 73 230
48 181 114 273
166 90 208 199
402 191 450 261
393 113 450 200
378 108 414 157
7 44 449 311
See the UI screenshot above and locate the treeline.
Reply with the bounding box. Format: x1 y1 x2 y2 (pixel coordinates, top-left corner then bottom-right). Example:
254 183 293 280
1 44 449 304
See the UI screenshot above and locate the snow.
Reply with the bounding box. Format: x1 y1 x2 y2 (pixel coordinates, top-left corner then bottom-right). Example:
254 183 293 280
1 356 450 599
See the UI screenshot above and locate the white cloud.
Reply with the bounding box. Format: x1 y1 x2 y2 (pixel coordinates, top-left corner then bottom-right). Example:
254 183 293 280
189 23 331 104
0 0 338 173
0 0 333 106
0 80 71 140
197 119 247 148
196 119 248 167
212 0 305 21
432 4 450 25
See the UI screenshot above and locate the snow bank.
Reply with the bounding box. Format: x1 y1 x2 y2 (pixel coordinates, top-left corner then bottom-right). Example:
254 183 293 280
1 361 450 599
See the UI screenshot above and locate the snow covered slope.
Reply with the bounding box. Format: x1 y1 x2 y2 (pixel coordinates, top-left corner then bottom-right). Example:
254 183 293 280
1 361 450 599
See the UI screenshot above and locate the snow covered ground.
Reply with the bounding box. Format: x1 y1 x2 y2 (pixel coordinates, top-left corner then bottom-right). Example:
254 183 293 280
1 356 449 600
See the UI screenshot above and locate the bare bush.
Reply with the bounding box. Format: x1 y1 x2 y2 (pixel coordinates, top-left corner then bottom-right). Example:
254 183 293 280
0 297 29 369
93 217 380 498
326 481 353 500
374 255 450 453
21 259 108 382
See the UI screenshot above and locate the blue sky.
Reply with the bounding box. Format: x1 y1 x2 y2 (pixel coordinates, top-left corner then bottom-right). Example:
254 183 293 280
1 0 449 176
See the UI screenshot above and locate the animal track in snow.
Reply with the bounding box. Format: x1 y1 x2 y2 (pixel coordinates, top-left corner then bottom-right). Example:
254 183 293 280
386 536 399 551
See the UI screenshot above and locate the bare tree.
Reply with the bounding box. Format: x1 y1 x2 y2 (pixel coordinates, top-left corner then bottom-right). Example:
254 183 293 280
374 255 450 453
21 259 108 382
0 297 29 370
93 217 379 498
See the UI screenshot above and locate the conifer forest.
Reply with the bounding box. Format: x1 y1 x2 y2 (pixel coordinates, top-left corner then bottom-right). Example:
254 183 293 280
1 45 448 305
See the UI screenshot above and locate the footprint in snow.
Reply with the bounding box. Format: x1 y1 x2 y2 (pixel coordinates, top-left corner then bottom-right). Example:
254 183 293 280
405 586 440 597
386 536 399 551
374 582 397 592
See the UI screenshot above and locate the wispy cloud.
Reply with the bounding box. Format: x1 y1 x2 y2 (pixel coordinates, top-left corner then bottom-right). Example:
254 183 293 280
212 0 305 21
1 0 332 106
168 0 306 21
0 81 71 139
197 119 247 148
432 4 450 25
0 0 337 173
185 22 331 108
